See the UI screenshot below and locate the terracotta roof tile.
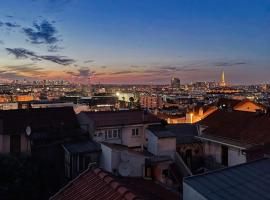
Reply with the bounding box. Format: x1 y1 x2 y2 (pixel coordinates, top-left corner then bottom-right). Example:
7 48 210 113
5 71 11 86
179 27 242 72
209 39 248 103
50 168 180 200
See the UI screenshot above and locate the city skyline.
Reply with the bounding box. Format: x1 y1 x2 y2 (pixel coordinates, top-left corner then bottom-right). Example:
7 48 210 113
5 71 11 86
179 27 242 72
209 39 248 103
0 0 269 84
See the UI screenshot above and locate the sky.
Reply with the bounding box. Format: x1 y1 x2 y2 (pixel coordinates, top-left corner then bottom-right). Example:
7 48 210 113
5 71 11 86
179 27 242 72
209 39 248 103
0 0 269 84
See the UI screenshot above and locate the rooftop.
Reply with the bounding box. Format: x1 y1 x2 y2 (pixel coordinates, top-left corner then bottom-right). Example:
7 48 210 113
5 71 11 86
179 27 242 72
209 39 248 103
184 158 270 200
147 125 176 139
50 168 180 200
199 109 270 145
81 110 161 128
63 140 101 154
0 107 80 134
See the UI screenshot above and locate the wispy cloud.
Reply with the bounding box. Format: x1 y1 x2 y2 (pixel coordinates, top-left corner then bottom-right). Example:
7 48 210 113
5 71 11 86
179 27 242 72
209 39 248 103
0 20 20 28
130 65 146 68
6 47 75 66
84 60 95 64
5 22 20 28
110 70 137 75
23 20 59 44
65 67 95 83
214 61 247 67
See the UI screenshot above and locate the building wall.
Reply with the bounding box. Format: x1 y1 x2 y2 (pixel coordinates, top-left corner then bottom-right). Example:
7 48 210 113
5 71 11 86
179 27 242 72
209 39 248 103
204 141 246 166
121 125 145 147
0 134 30 154
123 152 146 177
146 130 176 157
204 142 222 163
153 161 172 183
100 144 112 172
183 182 207 200
146 130 158 155
21 134 30 153
157 137 176 157
228 147 246 166
0 135 10 153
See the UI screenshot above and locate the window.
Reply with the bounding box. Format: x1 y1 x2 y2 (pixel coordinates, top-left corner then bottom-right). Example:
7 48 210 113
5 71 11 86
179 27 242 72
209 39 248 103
97 132 103 137
108 130 112 139
105 129 120 139
132 128 139 136
113 129 118 138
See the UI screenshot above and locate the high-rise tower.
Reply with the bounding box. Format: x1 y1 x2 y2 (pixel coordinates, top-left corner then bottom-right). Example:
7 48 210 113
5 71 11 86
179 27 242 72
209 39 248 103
220 70 226 87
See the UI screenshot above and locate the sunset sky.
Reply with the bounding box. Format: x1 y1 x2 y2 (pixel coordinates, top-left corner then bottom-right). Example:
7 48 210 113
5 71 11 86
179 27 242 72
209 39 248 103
0 0 269 84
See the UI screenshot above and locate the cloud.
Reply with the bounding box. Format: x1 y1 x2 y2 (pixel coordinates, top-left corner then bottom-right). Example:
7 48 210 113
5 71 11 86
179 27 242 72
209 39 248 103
6 48 37 59
159 66 177 71
0 63 49 80
78 67 92 78
0 40 4 45
5 22 20 28
48 44 63 52
0 21 20 28
66 67 94 83
214 61 247 67
23 20 59 45
130 65 146 68
6 47 75 66
110 70 137 75
40 55 75 65
84 60 95 64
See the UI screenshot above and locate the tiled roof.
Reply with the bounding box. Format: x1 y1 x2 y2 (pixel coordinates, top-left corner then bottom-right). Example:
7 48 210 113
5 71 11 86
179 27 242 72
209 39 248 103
184 158 270 200
81 110 161 128
50 168 180 200
199 110 270 145
0 107 79 134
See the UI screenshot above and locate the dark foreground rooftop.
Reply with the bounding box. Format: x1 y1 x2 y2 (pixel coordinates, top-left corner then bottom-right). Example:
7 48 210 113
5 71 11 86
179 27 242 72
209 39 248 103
184 157 270 200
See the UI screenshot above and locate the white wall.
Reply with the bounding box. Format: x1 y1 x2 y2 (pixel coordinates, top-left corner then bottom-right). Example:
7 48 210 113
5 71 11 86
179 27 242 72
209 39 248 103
228 147 246 166
123 152 146 177
204 141 246 166
100 144 112 172
121 125 145 147
146 130 176 157
157 137 176 157
183 182 207 200
146 130 158 155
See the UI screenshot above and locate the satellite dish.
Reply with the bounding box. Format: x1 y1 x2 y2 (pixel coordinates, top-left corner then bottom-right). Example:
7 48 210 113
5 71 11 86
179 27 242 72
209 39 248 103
26 126 31 136
118 162 132 176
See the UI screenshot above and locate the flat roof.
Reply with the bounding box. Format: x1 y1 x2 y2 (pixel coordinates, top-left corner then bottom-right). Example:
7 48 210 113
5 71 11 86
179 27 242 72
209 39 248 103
184 158 270 200
63 140 101 154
